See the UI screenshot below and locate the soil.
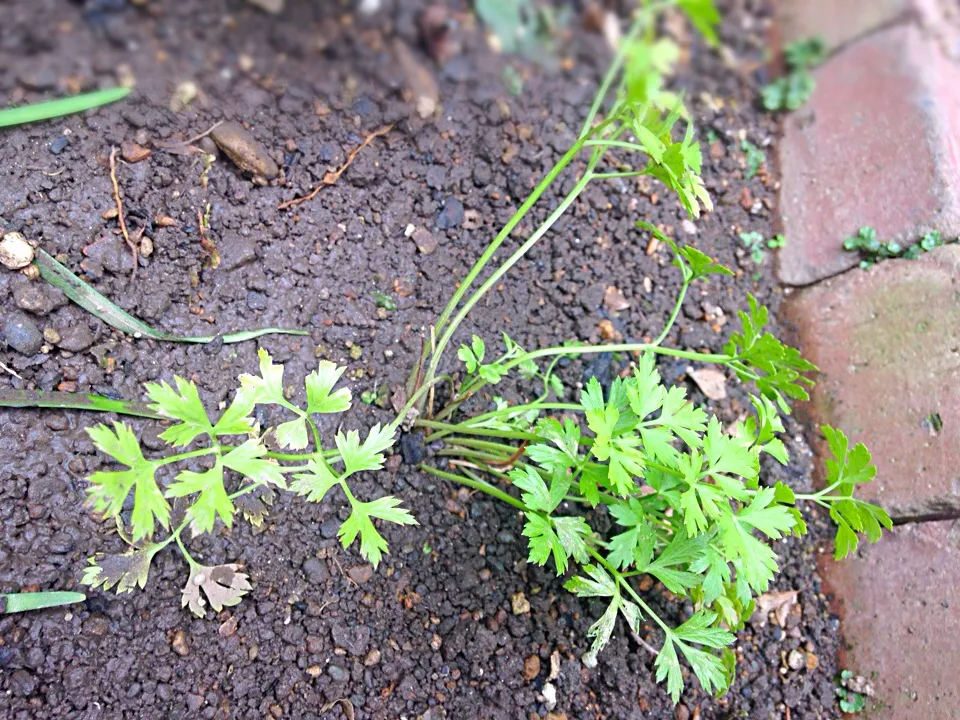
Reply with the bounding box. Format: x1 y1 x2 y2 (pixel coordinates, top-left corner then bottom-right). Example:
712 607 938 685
0 1 845 718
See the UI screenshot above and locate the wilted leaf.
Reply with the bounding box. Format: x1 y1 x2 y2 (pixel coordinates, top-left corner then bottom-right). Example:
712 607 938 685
234 486 276 527
181 563 252 617
81 543 163 594
755 589 798 628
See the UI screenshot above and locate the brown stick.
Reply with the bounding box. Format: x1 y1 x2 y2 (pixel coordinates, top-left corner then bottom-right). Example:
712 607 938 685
278 124 393 210
108 147 138 281
482 441 529 468
152 120 224 153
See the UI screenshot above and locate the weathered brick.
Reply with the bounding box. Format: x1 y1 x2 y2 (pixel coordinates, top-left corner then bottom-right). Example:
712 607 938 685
777 0 960 53
785 246 960 520
779 0 910 52
777 23 960 286
820 521 960 719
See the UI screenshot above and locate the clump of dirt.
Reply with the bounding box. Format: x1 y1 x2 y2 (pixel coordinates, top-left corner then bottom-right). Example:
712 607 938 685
0 0 843 718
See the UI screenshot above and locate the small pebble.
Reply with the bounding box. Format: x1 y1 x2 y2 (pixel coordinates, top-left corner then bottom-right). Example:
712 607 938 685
3 313 43 355
522 655 540 680
510 591 530 615
327 664 348 682
171 629 189 656
363 648 381 666
48 136 69 155
435 197 464 229
0 231 34 269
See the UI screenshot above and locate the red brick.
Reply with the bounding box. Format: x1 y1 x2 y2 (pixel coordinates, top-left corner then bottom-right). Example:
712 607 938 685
776 23 960 286
779 0 910 52
777 0 960 53
820 521 960 719
785 246 960 520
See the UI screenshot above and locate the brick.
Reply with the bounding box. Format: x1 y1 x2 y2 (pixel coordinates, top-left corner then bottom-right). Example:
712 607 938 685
778 0 960 54
778 0 909 52
785 246 960 520
776 23 960 286
820 521 960 719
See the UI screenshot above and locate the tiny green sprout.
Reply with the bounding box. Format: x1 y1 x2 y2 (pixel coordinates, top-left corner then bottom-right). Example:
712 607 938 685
422 541 432 554
360 386 378 405
373 290 396 311
767 234 786 249
739 231 767 264
836 670 868 713
502 65 524 95
762 36 825 112
843 225 956 267
740 139 765 179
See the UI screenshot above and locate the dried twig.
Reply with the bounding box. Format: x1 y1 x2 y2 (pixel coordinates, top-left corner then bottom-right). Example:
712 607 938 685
108 147 138 281
630 629 660 657
0 361 22 379
278 124 393 210
152 120 224 154
320 698 355 720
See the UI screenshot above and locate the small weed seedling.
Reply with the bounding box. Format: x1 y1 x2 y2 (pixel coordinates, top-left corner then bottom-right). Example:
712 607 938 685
3 1 889 706
843 225 955 267
740 231 785 264
836 670 868 713
762 37 825 112
741 138 765 179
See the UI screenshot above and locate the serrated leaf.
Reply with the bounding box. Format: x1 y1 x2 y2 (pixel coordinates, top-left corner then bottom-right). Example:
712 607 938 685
234 486 276 527
166 462 233 535
563 563 617 598
677 642 729 697
674 611 734 648
678 245 733 279
677 0 720 45
305 361 352 414
221 439 286 488
523 512 567 573
337 423 395 476
509 465 568 513
182 563 252 617
238 348 285 405
276 417 308 450
338 495 417 568
212 389 257 436
81 543 163 594
85 422 168 542
145 376 213 446
552 515 592 565
645 531 706 594
289 455 341 503
457 344 478 373
655 635 684 703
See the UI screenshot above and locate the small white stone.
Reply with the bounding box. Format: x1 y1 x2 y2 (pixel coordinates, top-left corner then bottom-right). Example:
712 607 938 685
404 223 416 238
0 232 34 270
541 682 557 711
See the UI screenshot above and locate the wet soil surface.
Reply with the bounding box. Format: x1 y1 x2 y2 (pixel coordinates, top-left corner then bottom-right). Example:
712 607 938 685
0 1 844 718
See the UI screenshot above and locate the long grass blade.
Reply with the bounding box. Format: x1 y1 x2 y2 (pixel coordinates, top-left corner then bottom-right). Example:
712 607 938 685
34 250 306 344
0 389 162 419
1 591 86 614
0 88 130 128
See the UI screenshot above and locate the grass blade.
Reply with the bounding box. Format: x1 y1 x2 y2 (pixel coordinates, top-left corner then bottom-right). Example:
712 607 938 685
0 88 130 128
34 250 307 344
1 591 86 614
0 389 162 419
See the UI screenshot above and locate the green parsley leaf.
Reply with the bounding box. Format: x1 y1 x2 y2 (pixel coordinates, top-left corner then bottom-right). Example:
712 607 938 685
166 462 233 536
221 439 286 488
276 417 308 450
86 422 168 542
145 376 213 446
289 455 340 503
336 424 395 476
305 361 352 414
338 495 417 568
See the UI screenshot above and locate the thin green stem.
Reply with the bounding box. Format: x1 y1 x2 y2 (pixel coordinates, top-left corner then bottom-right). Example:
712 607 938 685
436 448 512 465
416 420 538 442
154 447 219 466
431 136 590 338
588 547 672 636
443 437 524 454
419 463 527 511
427 167 599 385
504 343 731 373
591 170 649 180
652 280 691 347
175 533 199 568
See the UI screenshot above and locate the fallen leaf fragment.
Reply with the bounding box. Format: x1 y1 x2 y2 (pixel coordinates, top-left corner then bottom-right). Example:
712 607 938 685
181 563 252 617
602 285 630 312
756 589 798 628
689 366 727 400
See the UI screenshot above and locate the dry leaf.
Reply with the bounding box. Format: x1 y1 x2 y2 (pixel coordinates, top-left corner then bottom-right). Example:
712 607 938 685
181 563 252 617
756 589 798 628
689 366 727 400
393 38 438 119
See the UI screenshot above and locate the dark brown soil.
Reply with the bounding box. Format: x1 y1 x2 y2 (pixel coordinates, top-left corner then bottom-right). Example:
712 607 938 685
0 1 844 718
